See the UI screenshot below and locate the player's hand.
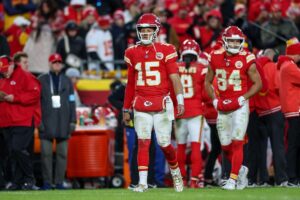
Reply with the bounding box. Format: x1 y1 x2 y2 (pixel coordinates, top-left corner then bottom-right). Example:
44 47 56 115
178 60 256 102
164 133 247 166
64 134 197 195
4 94 14 102
213 99 218 110
123 111 131 126
177 104 185 117
238 96 246 107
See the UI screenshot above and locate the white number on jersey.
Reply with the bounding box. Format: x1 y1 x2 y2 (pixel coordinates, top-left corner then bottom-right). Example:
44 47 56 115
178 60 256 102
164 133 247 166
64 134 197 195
215 69 242 91
180 74 194 98
135 61 161 86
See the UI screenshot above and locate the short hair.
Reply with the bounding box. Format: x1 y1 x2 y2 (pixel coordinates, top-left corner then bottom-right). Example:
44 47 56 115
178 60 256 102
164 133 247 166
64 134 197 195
13 52 28 63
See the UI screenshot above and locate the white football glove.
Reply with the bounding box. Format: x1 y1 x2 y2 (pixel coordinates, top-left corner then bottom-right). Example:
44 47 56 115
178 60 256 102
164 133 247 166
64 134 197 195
213 99 218 110
238 96 246 107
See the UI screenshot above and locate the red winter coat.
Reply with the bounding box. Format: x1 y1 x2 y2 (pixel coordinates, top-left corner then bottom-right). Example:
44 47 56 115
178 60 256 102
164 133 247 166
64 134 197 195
0 65 41 127
278 56 300 118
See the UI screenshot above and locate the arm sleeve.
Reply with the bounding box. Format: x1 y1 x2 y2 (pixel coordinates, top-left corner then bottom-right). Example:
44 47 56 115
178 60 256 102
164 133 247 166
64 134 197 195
165 44 179 74
13 75 40 105
287 64 300 85
123 50 135 109
68 78 77 123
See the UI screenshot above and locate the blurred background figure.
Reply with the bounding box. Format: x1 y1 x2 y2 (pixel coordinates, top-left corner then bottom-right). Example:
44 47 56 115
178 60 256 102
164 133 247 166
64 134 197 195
38 53 76 190
86 15 114 72
56 20 87 72
0 56 40 190
24 0 64 76
65 67 82 107
4 16 31 57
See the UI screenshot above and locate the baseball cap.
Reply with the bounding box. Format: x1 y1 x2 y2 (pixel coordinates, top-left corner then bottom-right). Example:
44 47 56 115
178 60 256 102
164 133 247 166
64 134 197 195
49 53 62 63
0 56 12 73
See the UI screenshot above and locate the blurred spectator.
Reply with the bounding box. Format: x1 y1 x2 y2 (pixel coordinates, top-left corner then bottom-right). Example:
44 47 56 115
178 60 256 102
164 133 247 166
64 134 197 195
153 7 179 49
24 0 64 76
3 0 36 15
38 53 76 190
124 15 139 47
287 0 300 31
188 9 223 53
13 51 29 71
64 0 86 25
65 67 82 107
111 10 127 69
0 3 4 32
79 5 98 39
56 20 87 71
168 5 193 44
278 38 300 186
86 15 114 71
217 0 234 26
0 34 10 56
261 3 299 54
123 0 140 24
243 3 269 50
0 56 40 190
91 0 123 16
5 16 31 56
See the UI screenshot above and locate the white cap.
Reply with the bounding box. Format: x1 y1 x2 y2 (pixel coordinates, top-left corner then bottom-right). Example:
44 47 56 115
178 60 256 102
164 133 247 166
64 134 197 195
70 0 86 6
66 68 81 78
14 16 30 26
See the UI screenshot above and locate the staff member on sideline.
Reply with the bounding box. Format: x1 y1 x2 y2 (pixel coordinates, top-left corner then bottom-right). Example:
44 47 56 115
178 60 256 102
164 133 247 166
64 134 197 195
0 56 41 190
38 53 76 190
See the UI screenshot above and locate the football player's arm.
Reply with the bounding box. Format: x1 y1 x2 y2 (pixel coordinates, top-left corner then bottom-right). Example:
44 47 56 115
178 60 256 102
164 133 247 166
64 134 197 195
169 73 184 116
123 64 135 125
204 65 216 100
244 63 262 100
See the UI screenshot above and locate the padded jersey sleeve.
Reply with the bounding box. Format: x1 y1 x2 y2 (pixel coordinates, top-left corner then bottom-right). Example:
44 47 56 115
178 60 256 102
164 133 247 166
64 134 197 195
123 48 136 109
164 44 179 74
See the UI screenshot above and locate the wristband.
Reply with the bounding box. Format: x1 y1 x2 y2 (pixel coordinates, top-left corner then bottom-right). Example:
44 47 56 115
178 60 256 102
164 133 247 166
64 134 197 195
176 94 184 105
123 109 130 113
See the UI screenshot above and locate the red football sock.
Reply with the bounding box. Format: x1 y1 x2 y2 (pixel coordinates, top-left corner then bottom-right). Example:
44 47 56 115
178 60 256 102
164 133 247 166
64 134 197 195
177 144 187 178
137 139 151 171
230 140 244 179
161 144 178 169
221 143 233 162
191 142 202 178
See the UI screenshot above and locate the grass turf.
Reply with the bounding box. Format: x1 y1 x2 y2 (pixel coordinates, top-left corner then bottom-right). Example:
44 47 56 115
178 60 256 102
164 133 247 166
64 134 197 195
0 188 300 200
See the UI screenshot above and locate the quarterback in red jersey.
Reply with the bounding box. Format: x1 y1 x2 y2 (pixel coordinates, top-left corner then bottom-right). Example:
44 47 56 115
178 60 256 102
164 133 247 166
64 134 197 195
123 13 184 192
175 39 207 188
205 26 262 190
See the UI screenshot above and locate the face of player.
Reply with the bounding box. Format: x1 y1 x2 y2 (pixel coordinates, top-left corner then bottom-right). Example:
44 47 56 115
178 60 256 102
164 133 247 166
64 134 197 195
138 27 156 45
50 61 63 74
225 38 243 54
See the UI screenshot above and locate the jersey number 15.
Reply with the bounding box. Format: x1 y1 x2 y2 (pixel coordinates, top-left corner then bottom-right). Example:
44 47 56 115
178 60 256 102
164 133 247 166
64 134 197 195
135 61 161 86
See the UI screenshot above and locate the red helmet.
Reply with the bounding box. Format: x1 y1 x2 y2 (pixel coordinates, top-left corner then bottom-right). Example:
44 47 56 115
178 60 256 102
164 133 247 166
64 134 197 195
179 39 200 60
222 26 245 54
136 13 161 45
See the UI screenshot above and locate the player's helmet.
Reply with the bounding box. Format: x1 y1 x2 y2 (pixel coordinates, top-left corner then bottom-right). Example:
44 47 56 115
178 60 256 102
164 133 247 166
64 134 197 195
179 39 200 60
136 13 161 45
222 26 245 54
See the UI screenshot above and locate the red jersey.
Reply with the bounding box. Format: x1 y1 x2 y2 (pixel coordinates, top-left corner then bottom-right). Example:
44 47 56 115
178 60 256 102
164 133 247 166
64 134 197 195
123 42 178 109
177 60 207 118
209 48 256 100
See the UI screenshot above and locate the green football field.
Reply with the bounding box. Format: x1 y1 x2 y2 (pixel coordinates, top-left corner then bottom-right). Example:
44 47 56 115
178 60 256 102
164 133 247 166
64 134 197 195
1 188 300 200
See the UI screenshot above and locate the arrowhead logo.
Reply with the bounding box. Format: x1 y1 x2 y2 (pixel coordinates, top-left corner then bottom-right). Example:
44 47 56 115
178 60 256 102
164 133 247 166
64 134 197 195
144 101 153 107
223 99 232 104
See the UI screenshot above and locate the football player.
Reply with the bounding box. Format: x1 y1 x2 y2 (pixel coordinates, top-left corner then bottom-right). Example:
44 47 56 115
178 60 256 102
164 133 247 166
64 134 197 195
123 13 184 192
204 26 262 190
175 39 207 188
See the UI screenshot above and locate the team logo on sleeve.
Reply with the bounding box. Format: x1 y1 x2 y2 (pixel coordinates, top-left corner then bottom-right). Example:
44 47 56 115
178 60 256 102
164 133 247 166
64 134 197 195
156 52 164 60
144 101 153 107
235 61 243 69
